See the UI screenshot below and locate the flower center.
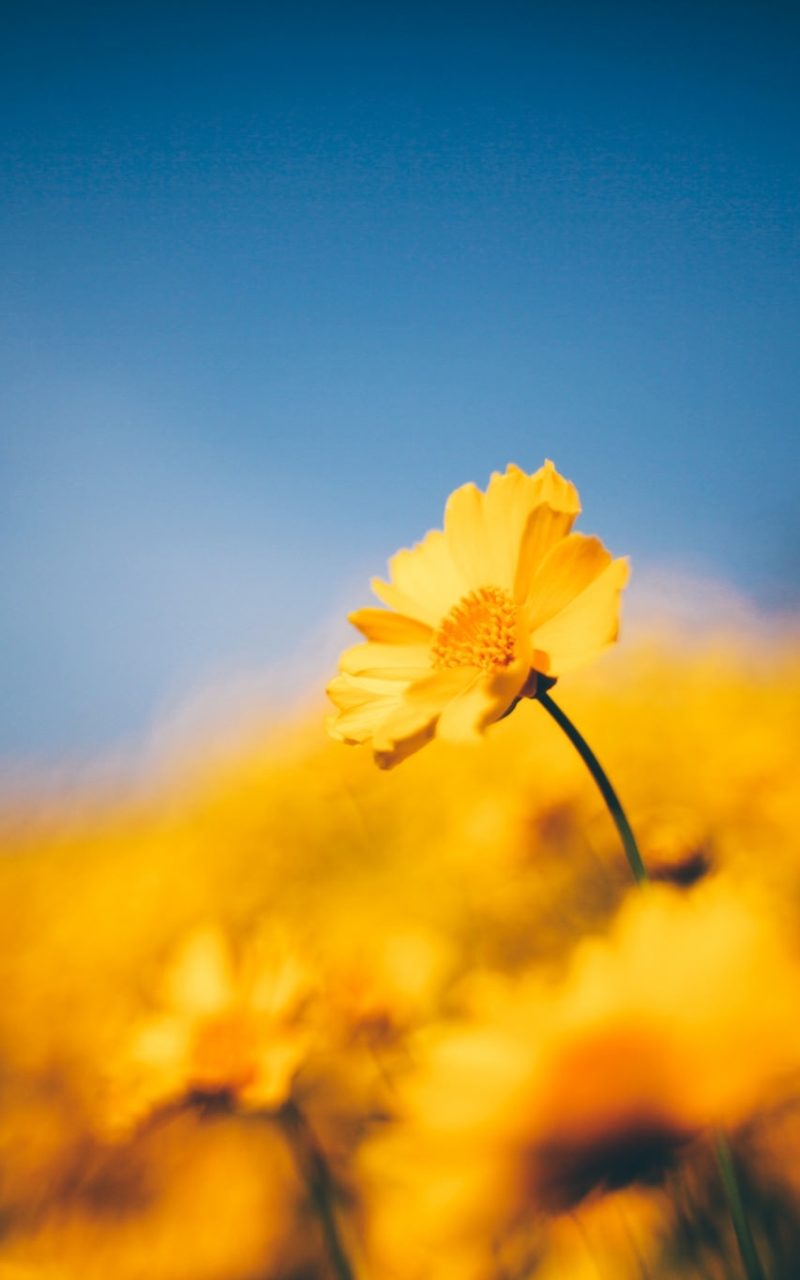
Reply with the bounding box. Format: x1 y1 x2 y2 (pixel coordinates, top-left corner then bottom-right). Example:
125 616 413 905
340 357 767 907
189 1009 260 1094
431 586 517 672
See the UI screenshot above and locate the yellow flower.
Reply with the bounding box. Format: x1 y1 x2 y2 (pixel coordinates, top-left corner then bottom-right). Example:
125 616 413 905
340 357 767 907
328 461 629 767
103 925 318 1135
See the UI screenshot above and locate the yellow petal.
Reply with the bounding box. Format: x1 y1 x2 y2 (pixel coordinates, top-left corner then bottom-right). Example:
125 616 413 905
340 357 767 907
165 928 235 1017
130 1015 192 1073
528 458 581 514
326 674 407 744
481 464 556 591
533 557 630 675
373 711 440 764
372 529 468 625
244 1039 308 1109
327 671 403 710
511 462 583 600
435 671 522 745
443 481 499 590
526 533 613 630
371 667 476 767
444 462 583 597
513 504 580 602
403 665 480 708
339 641 433 680
349 607 434 644
374 719 438 769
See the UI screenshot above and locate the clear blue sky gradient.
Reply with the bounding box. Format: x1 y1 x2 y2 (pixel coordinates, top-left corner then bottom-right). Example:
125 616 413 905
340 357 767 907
1 0 799 756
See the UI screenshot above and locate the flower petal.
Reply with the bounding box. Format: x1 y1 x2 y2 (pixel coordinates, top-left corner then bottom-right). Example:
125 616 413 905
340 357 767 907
372 529 468 625
165 928 236 1017
435 670 524 744
513 504 580 602
130 1015 192 1073
532 557 630 675
528 458 581 513
326 674 407 744
525 533 613 631
370 668 477 767
403 666 479 707
445 462 582 597
339 641 433 681
327 672 404 710
245 1038 310 1109
349 608 434 644
373 719 438 769
444 481 498 590
512 462 582 601
483 467 541 584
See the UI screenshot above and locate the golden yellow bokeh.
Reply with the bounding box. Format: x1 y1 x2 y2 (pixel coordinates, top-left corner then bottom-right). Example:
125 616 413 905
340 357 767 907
1 617 800 1277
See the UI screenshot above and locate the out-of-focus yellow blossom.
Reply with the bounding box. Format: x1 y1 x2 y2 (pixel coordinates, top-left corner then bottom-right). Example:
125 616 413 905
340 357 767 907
321 922 454 1047
359 881 800 1280
104 924 317 1135
327 461 629 766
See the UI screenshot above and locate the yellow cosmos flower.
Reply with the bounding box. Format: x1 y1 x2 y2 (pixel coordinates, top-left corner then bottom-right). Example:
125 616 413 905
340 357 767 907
327 461 629 768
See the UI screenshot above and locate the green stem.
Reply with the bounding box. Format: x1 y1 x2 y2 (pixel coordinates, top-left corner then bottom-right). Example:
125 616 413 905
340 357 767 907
536 688 647 884
714 1131 765 1280
535 688 765 1280
278 1100 355 1280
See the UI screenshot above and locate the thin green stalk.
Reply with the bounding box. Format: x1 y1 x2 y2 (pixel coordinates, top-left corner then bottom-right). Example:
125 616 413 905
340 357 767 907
534 687 765 1280
536 688 647 884
714 1131 765 1280
278 1100 355 1280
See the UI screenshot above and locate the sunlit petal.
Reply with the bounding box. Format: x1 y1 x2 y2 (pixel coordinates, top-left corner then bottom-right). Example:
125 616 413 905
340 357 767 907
373 529 468 624
340 641 433 680
533 557 630 675
326 673 408 743
444 482 498 590
526 533 612 631
349 608 434 644
513 505 579 603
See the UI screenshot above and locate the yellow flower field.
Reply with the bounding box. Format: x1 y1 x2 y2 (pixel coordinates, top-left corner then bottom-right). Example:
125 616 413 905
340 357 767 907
1 622 800 1278
2 463 799 1279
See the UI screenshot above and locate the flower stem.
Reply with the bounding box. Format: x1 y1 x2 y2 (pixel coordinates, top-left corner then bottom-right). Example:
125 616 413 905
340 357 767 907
278 1100 356 1280
534 688 765 1280
714 1131 765 1280
535 689 647 885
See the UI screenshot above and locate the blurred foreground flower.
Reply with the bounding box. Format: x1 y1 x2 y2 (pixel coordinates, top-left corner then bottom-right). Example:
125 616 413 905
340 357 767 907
104 925 317 1136
328 461 628 767
361 883 800 1280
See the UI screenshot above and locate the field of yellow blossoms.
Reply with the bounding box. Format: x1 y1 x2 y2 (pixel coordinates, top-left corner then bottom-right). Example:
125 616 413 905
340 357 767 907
2 464 800 1279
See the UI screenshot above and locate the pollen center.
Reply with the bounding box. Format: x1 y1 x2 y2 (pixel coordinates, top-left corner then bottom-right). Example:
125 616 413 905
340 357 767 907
431 586 517 672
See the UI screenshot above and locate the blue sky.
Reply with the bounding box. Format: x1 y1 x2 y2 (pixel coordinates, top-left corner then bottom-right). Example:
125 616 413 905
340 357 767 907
1 0 799 757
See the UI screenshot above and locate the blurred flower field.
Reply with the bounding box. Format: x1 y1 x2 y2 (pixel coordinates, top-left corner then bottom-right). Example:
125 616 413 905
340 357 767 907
2 623 800 1279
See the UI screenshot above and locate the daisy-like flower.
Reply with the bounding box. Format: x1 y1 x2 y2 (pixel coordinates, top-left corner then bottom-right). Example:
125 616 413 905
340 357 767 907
103 925 318 1136
327 461 628 768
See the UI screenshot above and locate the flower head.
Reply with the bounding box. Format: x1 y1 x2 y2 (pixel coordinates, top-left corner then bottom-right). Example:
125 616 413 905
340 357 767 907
327 461 628 767
103 925 318 1135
